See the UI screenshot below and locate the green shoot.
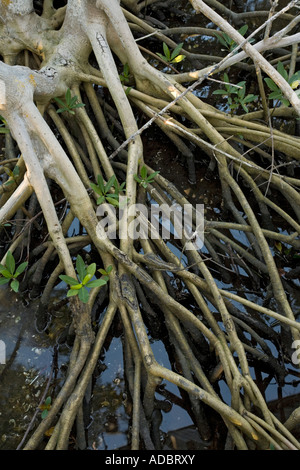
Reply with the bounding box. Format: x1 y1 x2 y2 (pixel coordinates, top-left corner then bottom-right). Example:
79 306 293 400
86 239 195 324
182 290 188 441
40 396 52 419
0 115 9 134
264 61 300 107
120 63 131 84
59 255 111 304
0 251 28 292
90 174 125 207
212 73 258 113
3 165 19 186
156 42 186 64
54 88 85 115
214 24 254 52
134 165 160 188
119 63 133 95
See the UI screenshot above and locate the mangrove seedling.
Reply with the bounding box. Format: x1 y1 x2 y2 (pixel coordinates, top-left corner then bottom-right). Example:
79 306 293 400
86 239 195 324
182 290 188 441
0 115 9 134
90 174 125 207
40 396 52 419
54 88 85 115
3 165 19 187
213 73 258 113
120 63 131 84
214 24 254 52
264 61 300 106
119 63 133 95
134 165 160 188
156 42 186 64
59 255 111 304
0 251 28 292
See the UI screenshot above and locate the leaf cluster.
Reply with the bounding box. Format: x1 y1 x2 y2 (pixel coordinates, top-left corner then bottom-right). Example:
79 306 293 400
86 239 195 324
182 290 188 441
0 251 28 292
264 61 300 106
119 63 133 95
54 88 85 115
214 24 254 52
156 42 186 64
90 174 126 207
59 255 112 304
0 115 9 134
134 165 160 188
40 396 52 419
3 165 19 187
213 73 257 113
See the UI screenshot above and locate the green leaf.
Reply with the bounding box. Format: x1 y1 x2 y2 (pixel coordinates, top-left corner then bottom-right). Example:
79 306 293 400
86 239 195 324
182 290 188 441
6 251 15 275
223 73 230 85
238 24 248 37
14 261 28 277
97 175 106 194
105 197 120 207
243 94 257 103
41 409 49 419
86 263 97 277
147 171 160 181
156 53 168 61
10 278 19 292
163 42 170 60
277 61 288 81
214 32 228 48
0 277 10 286
171 54 186 64
82 274 93 285
45 396 52 406
171 42 184 60
70 96 79 107
67 288 79 297
72 102 85 109
65 88 72 105
125 86 132 96
212 89 228 95
269 90 282 100
264 78 279 92
0 267 12 278
140 165 148 179
78 287 89 303
96 195 106 205
76 255 86 281
0 127 9 134
222 33 232 46
289 71 300 83
53 97 66 107
59 274 80 286
13 166 19 177
85 278 108 288
105 175 117 193
90 182 104 196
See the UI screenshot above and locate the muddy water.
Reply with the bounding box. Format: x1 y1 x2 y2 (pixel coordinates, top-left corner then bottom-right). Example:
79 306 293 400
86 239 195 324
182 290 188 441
0 289 55 449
